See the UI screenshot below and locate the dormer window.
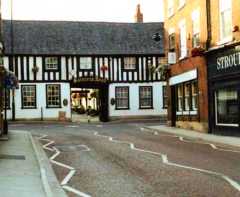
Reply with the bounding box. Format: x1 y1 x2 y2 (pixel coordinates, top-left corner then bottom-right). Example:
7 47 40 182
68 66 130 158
80 57 92 70
123 57 136 70
45 57 58 70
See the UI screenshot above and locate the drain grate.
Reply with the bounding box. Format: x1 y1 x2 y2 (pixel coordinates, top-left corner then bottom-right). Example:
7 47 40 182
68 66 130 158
0 154 26 160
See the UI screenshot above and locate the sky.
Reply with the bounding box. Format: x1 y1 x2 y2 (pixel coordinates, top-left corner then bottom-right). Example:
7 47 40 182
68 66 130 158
1 0 164 22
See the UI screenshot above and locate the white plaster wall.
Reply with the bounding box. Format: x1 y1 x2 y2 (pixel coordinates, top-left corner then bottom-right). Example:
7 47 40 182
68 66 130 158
109 82 167 117
6 82 71 120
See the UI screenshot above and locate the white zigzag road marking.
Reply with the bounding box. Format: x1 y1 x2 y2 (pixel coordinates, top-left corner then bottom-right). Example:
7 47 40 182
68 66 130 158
94 131 240 192
38 135 91 197
141 128 240 153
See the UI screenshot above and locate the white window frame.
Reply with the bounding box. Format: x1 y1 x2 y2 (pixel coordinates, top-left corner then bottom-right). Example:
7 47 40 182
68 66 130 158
115 87 129 110
219 0 232 44
139 86 153 109
215 89 239 127
21 85 36 109
192 9 200 48
123 57 136 70
46 84 61 108
45 57 58 70
80 57 92 70
179 20 187 59
168 0 174 17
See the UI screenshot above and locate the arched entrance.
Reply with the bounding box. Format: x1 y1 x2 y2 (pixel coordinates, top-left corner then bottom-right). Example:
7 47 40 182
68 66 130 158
70 78 109 122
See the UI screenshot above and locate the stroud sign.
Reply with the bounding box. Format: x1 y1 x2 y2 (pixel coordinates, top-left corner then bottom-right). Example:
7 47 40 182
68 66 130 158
216 52 240 71
207 47 240 77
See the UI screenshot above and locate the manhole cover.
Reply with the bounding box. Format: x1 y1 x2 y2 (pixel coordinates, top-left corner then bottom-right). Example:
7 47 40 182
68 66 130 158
55 145 89 152
0 154 26 160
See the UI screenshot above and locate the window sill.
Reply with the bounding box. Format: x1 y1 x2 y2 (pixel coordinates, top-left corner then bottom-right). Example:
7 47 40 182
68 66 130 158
217 36 233 46
46 106 62 109
139 107 154 110
115 107 130 110
21 107 37 110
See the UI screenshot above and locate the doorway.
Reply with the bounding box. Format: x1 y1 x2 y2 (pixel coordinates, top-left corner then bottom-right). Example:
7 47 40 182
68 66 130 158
70 80 109 122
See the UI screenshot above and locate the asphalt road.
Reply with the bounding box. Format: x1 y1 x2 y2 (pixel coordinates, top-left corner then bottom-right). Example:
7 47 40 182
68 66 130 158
10 122 240 197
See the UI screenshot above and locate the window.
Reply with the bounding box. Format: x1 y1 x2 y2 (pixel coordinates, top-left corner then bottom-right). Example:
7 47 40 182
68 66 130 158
178 0 186 9
192 9 200 48
169 33 176 51
179 20 187 58
115 87 129 109
176 81 198 114
184 83 190 111
3 89 10 109
80 57 92 70
46 84 61 108
177 84 183 111
45 57 58 70
123 57 136 70
219 0 232 43
162 86 168 108
139 86 153 109
215 88 238 127
168 0 174 17
21 85 36 109
191 81 198 111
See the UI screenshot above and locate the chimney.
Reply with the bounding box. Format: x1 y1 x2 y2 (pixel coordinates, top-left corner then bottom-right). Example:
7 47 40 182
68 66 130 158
134 4 143 23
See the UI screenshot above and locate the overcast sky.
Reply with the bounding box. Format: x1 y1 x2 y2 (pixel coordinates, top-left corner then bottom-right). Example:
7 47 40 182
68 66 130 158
2 0 164 22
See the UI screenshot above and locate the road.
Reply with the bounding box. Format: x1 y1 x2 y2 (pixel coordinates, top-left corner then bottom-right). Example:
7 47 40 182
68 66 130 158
10 122 240 197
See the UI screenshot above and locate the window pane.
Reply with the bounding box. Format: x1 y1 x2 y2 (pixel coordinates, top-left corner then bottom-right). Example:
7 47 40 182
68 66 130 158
46 57 58 70
124 57 136 70
22 86 36 108
47 85 60 107
80 57 92 69
140 87 152 108
116 87 129 109
216 89 238 125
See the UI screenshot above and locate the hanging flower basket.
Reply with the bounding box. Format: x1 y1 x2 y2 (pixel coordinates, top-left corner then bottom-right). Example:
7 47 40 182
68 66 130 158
191 47 205 57
32 66 39 73
100 65 108 71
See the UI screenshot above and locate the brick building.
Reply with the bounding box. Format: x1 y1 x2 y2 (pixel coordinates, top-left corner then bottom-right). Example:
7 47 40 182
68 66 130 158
206 0 240 136
164 0 209 132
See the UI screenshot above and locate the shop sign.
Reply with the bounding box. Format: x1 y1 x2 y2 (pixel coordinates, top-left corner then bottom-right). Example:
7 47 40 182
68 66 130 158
208 47 240 78
73 77 108 83
216 52 240 71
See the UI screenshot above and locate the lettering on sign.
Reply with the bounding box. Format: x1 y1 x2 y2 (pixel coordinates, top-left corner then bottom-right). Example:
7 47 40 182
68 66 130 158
216 52 240 71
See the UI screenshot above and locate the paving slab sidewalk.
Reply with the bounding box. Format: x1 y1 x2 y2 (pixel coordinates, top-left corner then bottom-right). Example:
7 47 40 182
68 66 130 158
0 130 67 197
145 125 240 147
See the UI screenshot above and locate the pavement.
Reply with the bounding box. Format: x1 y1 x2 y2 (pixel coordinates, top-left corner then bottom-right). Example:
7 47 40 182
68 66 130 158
145 125 240 147
0 130 67 197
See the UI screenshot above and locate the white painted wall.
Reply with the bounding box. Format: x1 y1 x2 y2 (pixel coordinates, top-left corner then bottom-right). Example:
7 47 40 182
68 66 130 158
109 82 167 117
6 82 71 120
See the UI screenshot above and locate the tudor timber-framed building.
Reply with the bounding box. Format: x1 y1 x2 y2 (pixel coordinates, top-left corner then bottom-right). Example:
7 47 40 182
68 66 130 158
2 20 167 122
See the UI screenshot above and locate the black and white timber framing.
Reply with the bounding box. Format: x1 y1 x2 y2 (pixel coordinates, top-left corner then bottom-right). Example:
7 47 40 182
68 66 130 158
2 20 167 121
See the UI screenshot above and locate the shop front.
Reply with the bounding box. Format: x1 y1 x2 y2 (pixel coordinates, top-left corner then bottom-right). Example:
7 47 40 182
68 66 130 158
207 44 240 136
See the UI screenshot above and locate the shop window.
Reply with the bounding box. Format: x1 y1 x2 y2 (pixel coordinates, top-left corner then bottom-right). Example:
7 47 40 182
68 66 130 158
191 81 198 111
123 57 136 70
215 89 239 127
80 57 92 70
162 85 168 109
3 89 10 109
21 85 36 109
177 84 183 111
139 86 153 109
46 84 61 108
115 87 129 109
184 83 191 111
45 57 58 70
